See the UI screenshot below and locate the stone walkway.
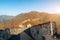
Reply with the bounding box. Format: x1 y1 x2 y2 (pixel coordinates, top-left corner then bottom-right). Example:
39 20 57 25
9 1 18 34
45 34 53 40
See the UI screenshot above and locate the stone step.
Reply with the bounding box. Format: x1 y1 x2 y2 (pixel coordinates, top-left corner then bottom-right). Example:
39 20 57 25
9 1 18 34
45 34 53 40
20 32 33 40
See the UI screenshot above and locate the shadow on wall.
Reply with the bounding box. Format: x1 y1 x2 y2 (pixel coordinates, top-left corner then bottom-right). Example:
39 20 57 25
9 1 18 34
8 34 20 40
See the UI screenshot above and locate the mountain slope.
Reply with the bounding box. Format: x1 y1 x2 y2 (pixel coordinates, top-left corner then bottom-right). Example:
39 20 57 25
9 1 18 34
10 11 49 28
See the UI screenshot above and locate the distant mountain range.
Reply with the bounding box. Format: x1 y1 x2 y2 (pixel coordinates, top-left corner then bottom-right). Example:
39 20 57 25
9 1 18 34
0 15 14 22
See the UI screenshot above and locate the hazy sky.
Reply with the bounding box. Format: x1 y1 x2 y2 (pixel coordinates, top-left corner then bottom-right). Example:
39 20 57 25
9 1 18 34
0 0 60 16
